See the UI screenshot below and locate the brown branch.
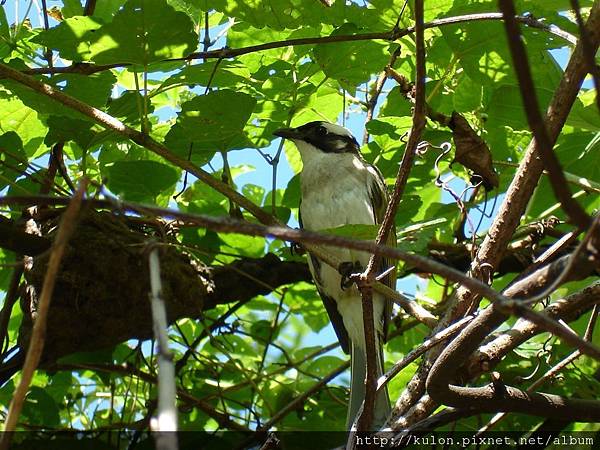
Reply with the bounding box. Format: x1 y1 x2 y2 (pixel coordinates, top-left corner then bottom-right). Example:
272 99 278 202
0 180 86 446
0 216 51 255
378 315 473 393
0 209 313 389
525 303 596 390
0 62 276 227
356 284 376 431
420 299 599 435
0 266 22 355
19 14 576 77
3 199 598 364
499 0 591 229
471 0 600 275
51 143 76 193
363 0 427 280
502 223 597 300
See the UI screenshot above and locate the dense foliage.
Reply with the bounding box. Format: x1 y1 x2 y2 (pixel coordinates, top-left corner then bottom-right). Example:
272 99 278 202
0 0 598 448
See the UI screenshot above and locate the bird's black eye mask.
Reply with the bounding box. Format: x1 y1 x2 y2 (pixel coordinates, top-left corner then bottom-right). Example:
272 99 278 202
297 121 360 154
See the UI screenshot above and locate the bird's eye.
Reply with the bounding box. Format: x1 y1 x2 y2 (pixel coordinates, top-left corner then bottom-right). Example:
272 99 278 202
316 126 328 136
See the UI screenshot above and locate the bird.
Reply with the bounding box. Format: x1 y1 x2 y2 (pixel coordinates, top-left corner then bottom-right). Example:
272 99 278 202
273 121 395 429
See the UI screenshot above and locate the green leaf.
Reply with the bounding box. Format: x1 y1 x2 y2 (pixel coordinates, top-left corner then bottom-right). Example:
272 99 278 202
167 0 207 22
45 116 96 150
61 0 84 18
21 386 61 427
33 16 104 62
91 0 128 22
90 0 198 65
56 71 117 109
1 69 115 123
105 160 180 202
106 90 154 123
453 74 483 111
0 7 12 59
180 179 229 216
0 95 46 155
159 60 253 91
242 183 265 205
0 132 26 190
250 320 275 342
487 84 555 131
567 91 600 131
313 23 389 92
165 90 257 154
215 0 393 31
220 233 265 258
305 355 345 377
320 224 379 240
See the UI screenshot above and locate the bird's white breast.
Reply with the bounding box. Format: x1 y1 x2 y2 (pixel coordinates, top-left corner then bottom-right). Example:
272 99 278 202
297 143 385 347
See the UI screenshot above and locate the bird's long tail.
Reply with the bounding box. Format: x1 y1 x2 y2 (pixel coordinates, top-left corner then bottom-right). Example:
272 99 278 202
347 336 391 429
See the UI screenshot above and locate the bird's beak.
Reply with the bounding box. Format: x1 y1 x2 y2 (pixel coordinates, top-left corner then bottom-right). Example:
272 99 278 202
273 127 303 140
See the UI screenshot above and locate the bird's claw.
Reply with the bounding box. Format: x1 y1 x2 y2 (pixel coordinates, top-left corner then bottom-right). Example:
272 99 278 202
339 261 363 289
290 242 305 256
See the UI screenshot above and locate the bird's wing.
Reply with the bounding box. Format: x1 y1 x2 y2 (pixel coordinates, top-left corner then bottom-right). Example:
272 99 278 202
367 163 397 343
299 207 351 354
309 254 351 354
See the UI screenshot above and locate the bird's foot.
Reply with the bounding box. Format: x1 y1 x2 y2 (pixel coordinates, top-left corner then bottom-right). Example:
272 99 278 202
290 242 305 256
339 261 363 289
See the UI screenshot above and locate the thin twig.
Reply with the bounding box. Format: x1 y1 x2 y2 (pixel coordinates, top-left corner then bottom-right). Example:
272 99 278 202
0 266 22 355
259 362 349 430
364 0 427 280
